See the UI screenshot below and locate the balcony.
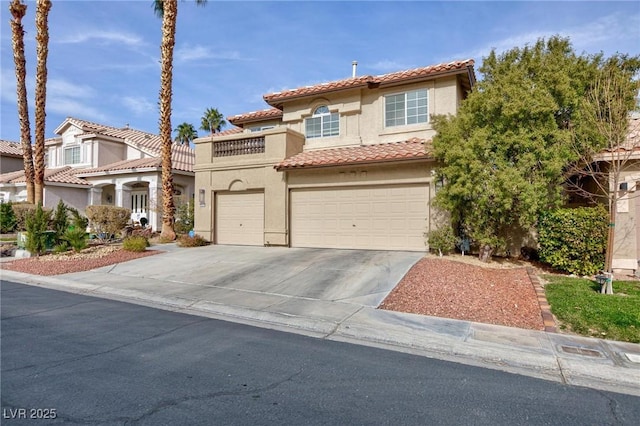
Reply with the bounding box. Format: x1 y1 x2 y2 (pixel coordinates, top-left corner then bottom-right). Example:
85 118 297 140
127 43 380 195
212 137 265 157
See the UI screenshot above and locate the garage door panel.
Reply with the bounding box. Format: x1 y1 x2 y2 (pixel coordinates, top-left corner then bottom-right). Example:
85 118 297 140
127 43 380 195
291 184 428 251
216 192 264 246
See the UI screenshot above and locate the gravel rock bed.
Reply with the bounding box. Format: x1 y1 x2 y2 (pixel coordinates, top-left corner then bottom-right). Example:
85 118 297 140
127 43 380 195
380 256 545 331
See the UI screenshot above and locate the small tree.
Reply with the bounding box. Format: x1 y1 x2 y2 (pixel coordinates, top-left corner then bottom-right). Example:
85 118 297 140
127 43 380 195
0 202 17 233
200 107 226 135
174 122 198 145
52 199 69 242
25 203 50 256
174 197 194 234
565 55 640 287
86 205 131 241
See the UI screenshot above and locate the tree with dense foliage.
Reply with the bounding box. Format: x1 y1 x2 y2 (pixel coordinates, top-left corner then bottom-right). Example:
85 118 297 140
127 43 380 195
154 0 206 241
433 36 609 261
565 55 640 286
9 0 35 204
33 0 52 205
173 122 198 145
200 107 226 135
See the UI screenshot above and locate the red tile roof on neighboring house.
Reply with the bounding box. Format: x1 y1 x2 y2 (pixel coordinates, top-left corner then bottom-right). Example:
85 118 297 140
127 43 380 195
52 117 194 159
263 60 475 106
206 127 244 138
0 140 22 157
76 150 194 175
275 138 433 170
0 166 91 186
228 108 283 125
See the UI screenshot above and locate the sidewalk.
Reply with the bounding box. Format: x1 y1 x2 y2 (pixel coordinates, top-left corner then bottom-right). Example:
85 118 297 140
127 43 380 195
2 245 639 397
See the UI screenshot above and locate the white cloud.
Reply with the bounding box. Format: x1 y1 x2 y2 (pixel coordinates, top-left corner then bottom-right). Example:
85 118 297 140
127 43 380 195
47 79 96 99
122 96 155 115
59 30 144 47
175 44 243 63
451 12 640 65
47 98 108 122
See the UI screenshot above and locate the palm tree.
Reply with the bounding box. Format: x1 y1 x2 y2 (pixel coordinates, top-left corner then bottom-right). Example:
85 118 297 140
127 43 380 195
200 107 226 135
9 0 35 204
174 122 198 145
154 0 206 240
34 0 52 206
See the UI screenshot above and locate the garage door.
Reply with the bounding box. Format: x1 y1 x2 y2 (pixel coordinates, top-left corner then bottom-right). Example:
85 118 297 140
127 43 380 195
290 184 428 251
216 192 264 246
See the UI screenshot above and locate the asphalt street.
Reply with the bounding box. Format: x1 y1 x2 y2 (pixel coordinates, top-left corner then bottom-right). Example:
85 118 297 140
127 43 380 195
2 280 639 425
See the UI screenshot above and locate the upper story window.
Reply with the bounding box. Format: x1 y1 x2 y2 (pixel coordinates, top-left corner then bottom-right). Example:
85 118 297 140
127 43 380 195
64 146 81 165
249 125 275 132
305 106 339 138
385 89 428 127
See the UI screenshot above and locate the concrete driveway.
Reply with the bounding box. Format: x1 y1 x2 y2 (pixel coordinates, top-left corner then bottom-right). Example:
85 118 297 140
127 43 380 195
79 245 423 308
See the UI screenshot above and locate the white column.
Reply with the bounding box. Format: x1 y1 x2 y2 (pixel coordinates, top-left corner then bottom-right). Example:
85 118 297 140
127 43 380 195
115 183 132 210
149 185 163 232
87 187 103 206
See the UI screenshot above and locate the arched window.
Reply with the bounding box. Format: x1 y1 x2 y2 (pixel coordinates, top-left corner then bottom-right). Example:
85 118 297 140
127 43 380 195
305 106 339 138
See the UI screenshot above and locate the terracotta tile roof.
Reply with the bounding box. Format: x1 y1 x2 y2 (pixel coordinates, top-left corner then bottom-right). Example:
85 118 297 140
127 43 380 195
57 117 194 160
228 108 283 125
76 149 194 175
208 127 244 138
601 115 640 153
0 166 91 186
0 140 22 157
275 138 433 170
264 60 474 105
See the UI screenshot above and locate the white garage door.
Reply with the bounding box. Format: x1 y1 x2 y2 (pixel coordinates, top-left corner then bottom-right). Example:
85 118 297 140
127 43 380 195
290 184 428 251
216 191 264 246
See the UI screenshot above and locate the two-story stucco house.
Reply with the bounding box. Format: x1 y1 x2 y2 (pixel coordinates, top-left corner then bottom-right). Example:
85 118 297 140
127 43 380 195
193 60 476 251
0 117 195 231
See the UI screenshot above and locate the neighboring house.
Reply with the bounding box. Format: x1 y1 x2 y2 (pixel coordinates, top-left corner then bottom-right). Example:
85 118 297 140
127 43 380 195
600 113 640 273
0 117 195 231
0 140 24 177
194 60 475 251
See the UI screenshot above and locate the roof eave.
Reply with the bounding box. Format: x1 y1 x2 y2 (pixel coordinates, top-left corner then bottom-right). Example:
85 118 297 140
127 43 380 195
275 156 435 172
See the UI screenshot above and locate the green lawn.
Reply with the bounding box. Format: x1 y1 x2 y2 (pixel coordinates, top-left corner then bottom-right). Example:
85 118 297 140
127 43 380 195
544 275 640 343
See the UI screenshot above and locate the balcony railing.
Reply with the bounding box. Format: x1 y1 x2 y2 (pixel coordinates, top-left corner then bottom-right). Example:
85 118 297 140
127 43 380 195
213 137 265 157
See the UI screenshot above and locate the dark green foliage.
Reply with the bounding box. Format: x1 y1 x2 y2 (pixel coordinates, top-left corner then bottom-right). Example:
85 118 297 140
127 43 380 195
52 200 69 241
63 227 88 252
177 234 208 247
432 36 639 254
174 198 194 234
25 204 51 256
545 275 640 343
427 226 457 256
123 235 149 252
0 202 17 233
68 207 89 230
12 203 49 231
538 207 608 276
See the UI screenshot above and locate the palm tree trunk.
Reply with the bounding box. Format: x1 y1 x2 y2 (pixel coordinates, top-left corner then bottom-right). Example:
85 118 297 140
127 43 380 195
10 0 35 204
34 0 52 206
159 0 177 240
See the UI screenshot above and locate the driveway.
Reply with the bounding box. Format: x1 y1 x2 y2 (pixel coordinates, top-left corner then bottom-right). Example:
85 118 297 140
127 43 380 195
72 245 424 308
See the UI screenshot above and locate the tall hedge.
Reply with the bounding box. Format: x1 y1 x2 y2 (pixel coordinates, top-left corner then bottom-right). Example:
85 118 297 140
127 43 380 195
86 205 131 239
538 206 608 276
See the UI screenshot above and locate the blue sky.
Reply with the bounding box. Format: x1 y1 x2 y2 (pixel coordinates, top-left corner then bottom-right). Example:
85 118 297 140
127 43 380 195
1 1 639 143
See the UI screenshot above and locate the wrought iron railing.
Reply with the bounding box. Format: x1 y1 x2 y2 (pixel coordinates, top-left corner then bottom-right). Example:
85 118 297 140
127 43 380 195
213 137 265 157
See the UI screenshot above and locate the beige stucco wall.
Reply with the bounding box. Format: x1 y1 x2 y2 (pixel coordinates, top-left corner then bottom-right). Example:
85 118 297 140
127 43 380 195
43 185 90 214
193 128 305 244
95 140 125 167
262 75 460 151
0 156 23 173
611 164 640 272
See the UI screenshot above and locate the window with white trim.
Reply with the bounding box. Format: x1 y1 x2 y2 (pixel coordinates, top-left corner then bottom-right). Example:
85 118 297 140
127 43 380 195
385 89 428 127
64 146 81 165
305 106 339 138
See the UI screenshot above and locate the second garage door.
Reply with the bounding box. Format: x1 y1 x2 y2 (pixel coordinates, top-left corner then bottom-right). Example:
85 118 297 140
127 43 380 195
290 184 428 251
216 191 264 246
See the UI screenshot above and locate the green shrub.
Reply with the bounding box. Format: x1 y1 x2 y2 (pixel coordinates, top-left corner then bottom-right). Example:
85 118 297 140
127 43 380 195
175 198 195 234
63 227 88 252
122 235 149 252
0 201 17 233
12 203 51 231
68 207 89 230
177 234 208 247
25 204 50 256
427 225 457 256
86 205 131 240
538 206 608 276
53 242 70 254
52 200 69 242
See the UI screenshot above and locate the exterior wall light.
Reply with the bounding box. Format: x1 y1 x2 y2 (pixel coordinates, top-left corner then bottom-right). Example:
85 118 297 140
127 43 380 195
199 189 205 207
